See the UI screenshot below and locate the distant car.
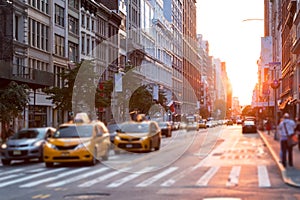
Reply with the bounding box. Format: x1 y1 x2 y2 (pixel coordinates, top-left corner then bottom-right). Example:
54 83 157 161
206 120 214 128
0 127 56 166
43 113 111 167
198 119 207 129
242 120 257 133
226 120 234 126
236 119 243 125
158 121 172 137
114 121 161 153
170 121 180 130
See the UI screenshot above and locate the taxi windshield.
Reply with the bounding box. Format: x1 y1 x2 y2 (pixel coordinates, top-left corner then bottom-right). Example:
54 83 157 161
53 125 93 138
119 123 149 133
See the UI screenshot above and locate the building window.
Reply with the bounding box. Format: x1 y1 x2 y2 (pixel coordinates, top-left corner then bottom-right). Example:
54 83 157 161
86 16 90 30
55 4 65 27
98 18 106 37
29 0 49 14
87 37 90 55
54 65 64 88
55 34 65 57
81 14 85 28
68 15 78 35
69 0 79 9
32 20 36 47
28 18 49 51
91 19 95 32
81 34 85 54
15 15 19 41
69 42 78 62
37 23 40 48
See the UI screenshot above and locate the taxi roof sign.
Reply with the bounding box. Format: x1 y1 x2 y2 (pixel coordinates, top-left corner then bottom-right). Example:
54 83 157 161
74 112 90 123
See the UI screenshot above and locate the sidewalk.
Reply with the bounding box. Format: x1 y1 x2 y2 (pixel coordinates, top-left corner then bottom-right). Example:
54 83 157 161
258 129 300 187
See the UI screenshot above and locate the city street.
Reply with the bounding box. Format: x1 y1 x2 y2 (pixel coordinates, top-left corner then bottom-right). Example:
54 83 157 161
0 125 299 200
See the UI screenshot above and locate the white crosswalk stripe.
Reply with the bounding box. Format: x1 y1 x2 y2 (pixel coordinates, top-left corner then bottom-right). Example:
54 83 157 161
0 165 274 188
0 168 66 187
136 167 178 187
47 167 109 187
107 167 155 188
226 166 241 187
258 165 271 187
78 167 131 187
20 167 91 188
196 166 220 186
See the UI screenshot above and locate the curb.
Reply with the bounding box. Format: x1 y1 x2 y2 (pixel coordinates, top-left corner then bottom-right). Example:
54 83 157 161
258 130 300 188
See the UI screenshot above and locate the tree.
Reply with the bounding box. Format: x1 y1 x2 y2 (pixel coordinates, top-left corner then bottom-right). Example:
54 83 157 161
241 105 256 117
43 60 113 118
129 85 153 114
213 99 227 119
0 81 30 137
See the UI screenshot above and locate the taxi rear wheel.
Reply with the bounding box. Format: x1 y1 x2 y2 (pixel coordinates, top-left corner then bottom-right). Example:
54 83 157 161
154 139 160 151
90 149 98 166
102 146 109 161
45 162 54 168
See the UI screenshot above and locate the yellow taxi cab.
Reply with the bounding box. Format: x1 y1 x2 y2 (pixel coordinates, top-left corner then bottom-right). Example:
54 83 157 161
113 120 161 154
43 113 110 167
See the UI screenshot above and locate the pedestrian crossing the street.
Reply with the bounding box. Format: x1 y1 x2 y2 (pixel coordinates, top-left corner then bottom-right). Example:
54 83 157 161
0 164 275 189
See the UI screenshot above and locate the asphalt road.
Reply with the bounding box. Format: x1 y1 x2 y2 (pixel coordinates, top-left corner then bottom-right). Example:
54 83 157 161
1 125 300 200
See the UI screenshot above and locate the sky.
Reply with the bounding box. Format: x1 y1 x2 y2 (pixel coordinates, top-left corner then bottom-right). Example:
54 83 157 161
196 0 265 106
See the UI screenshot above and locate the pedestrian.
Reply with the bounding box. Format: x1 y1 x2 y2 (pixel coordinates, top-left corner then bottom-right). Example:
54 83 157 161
278 113 296 168
294 118 300 151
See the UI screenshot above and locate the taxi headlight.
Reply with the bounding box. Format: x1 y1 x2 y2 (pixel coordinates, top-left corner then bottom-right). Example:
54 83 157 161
75 142 90 150
139 136 148 141
1 143 7 149
33 140 43 147
114 136 120 141
45 142 58 150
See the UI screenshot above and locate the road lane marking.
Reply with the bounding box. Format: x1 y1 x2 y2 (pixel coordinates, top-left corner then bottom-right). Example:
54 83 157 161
107 167 155 188
196 166 220 186
258 165 271 187
0 168 66 187
0 174 20 182
20 167 91 188
161 159 206 187
78 167 131 187
136 167 178 187
226 166 241 187
47 167 109 187
0 168 24 176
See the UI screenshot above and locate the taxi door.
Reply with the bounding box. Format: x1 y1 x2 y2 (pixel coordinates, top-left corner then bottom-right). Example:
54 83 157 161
95 123 110 160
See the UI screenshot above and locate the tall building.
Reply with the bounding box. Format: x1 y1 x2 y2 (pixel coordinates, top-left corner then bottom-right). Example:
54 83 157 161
182 0 201 114
0 0 122 128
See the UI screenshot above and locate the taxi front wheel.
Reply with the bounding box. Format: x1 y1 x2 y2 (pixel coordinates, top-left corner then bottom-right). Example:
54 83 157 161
1 159 11 166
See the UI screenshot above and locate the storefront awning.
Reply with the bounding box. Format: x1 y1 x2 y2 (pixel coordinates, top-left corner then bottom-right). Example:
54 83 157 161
279 96 293 110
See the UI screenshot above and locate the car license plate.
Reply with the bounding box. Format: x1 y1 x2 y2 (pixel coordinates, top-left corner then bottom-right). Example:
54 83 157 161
61 152 70 156
13 150 21 155
126 144 133 148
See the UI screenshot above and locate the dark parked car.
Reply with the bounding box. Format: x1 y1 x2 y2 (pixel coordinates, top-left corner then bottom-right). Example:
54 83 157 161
0 127 56 165
158 121 172 137
242 120 257 133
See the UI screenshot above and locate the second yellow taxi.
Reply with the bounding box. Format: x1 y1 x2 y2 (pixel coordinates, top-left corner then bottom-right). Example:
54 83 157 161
113 120 161 154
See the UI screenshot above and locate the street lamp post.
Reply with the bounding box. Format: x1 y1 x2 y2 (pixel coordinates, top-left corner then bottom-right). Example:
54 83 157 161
269 62 281 140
